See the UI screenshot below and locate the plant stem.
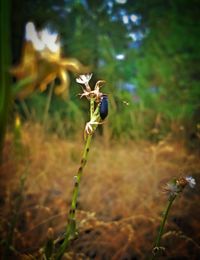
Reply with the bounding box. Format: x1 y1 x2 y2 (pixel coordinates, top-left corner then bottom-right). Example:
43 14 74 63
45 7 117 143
21 100 31 120
56 134 92 259
56 100 94 259
151 195 176 259
43 81 54 131
90 98 94 118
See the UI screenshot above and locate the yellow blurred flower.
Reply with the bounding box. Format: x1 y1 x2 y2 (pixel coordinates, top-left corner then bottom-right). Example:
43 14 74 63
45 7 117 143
11 22 90 99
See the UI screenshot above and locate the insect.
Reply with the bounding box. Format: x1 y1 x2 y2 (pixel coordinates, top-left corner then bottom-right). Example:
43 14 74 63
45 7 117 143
100 94 108 120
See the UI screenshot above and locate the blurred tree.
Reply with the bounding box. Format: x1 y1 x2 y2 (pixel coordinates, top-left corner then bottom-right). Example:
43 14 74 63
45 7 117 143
11 0 200 140
133 0 200 138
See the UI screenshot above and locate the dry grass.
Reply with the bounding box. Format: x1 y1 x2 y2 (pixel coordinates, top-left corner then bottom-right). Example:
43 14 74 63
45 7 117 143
0 123 200 259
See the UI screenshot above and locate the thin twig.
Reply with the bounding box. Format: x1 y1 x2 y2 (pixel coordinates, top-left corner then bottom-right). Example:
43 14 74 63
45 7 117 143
43 81 55 131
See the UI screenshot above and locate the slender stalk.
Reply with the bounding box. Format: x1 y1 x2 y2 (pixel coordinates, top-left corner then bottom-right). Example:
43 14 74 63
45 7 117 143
20 100 31 120
151 195 176 259
56 100 94 260
43 81 55 131
56 135 92 259
90 98 94 118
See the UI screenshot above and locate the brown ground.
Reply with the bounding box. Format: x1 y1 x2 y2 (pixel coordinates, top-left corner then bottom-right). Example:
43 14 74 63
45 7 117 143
0 123 200 259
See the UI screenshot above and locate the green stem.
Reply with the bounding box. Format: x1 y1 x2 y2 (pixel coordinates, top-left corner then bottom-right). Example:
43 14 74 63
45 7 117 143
56 134 92 259
43 81 54 131
90 98 94 118
151 195 176 259
56 99 95 259
21 100 31 120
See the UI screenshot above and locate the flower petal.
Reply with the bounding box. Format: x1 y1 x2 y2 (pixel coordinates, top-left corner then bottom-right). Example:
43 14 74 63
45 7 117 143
76 73 92 85
185 176 196 188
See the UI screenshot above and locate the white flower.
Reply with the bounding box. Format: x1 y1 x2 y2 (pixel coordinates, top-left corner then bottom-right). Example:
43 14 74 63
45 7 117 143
25 21 60 53
78 79 105 102
163 182 180 196
76 74 93 85
185 176 196 188
25 22 45 51
40 28 60 53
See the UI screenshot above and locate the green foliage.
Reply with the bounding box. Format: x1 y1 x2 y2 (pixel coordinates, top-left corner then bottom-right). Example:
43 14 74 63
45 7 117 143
133 0 200 135
11 0 200 141
25 90 85 138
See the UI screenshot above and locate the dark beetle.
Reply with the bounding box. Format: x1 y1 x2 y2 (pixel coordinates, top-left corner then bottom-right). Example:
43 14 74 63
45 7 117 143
100 94 108 120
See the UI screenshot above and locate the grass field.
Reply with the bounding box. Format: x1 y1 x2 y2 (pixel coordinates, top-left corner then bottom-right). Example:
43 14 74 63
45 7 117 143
1 123 200 259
